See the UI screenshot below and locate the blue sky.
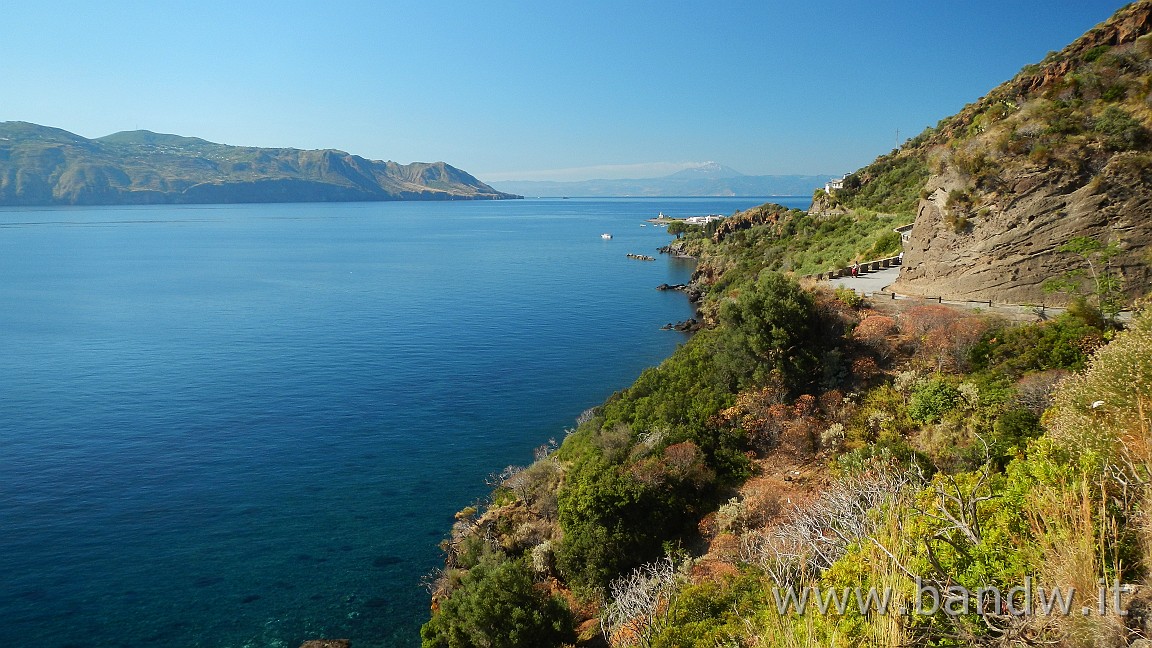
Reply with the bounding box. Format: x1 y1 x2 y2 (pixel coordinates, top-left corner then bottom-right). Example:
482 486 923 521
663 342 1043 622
1 1 1128 181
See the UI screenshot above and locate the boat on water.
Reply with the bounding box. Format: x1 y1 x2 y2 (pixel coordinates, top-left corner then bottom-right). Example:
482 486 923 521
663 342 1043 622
601 233 613 239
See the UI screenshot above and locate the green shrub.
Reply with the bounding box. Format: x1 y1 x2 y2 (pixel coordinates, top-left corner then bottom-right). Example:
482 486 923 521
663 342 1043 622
989 407 1043 468
1082 44 1111 63
1092 105 1148 150
866 231 903 258
970 314 1104 377
908 378 961 423
834 285 863 308
834 155 930 216
556 456 704 590
421 554 575 648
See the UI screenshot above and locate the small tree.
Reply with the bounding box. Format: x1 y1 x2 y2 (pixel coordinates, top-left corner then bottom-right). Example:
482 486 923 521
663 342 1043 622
665 220 689 239
1043 236 1125 323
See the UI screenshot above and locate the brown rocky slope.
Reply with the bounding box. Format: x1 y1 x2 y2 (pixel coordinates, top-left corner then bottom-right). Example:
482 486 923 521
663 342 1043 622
825 2 1152 306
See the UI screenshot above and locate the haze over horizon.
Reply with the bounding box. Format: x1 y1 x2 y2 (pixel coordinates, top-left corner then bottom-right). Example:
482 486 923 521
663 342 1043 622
1 1 1127 183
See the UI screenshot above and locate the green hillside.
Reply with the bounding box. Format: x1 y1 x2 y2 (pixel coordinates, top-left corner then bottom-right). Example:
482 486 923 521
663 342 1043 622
0 122 518 205
419 4 1152 648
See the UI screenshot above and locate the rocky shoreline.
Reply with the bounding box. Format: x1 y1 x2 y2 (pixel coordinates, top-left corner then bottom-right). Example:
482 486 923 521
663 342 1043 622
656 241 706 332
659 317 700 332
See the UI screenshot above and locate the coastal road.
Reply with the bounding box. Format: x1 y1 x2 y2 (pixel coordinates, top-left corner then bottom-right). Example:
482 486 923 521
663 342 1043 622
821 265 1101 322
827 266 901 293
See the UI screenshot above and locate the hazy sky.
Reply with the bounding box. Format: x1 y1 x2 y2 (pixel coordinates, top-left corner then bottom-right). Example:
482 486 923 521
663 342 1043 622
1 1 1128 181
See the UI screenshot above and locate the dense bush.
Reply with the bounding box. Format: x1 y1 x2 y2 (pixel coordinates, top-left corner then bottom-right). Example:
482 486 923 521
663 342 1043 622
1093 104 1148 150
908 378 960 423
716 272 823 392
969 313 1104 377
421 554 574 648
554 273 828 591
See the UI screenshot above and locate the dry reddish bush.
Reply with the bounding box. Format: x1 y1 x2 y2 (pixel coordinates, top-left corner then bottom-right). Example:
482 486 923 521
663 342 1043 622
720 389 858 458
717 386 793 452
899 304 964 337
629 441 714 488
742 490 783 527
709 533 741 561
813 290 861 339
690 559 740 583
853 314 899 361
855 314 899 337
818 389 852 424
781 416 823 458
628 458 666 487
793 394 818 418
921 316 991 371
697 512 718 539
851 356 881 382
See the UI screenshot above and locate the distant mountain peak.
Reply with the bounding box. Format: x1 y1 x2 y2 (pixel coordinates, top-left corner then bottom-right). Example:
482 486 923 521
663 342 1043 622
96 130 216 148
666 162 746 179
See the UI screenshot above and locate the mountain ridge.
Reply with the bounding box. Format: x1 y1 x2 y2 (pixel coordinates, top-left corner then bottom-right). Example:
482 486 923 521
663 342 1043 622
0 122 519 205
493 165 834 197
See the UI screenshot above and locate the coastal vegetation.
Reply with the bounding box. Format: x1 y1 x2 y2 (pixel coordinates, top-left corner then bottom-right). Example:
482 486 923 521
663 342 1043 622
421 4 1152 646
424 208 1149 645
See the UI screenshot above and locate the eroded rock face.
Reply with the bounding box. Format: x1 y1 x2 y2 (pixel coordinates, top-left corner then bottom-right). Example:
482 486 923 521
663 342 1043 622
893 153 1152 305
886 2 1152 306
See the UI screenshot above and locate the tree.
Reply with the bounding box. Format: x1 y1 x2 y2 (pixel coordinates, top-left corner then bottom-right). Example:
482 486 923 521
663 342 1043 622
665 220 690 239
421 554 575 648
1043 236 1125 323
555 457 659 590
716 272 823 392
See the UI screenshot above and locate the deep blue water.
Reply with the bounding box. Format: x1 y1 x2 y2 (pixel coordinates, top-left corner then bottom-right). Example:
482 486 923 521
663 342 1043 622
0 196 809 648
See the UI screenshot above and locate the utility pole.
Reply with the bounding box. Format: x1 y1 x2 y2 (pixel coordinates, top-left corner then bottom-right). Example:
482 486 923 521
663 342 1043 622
896 128 901 149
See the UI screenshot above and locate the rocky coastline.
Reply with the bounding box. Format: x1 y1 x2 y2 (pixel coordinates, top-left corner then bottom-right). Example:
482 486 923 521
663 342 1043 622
656 241 706 332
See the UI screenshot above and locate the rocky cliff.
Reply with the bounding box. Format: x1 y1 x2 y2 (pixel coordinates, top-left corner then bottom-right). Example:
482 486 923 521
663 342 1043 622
822 2 1152 306
0 122 519 205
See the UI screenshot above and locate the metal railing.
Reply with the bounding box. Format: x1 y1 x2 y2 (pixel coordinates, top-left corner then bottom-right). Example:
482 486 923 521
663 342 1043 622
800 254 903 281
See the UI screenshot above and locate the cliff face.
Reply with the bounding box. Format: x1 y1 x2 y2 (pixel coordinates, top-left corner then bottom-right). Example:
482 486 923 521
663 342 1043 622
819 2 1152 306
890 2 1152 304
897 152 1152 304
0 123 519 205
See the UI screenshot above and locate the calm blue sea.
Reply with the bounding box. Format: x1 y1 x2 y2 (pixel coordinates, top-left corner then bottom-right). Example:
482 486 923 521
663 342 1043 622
0 196 809 648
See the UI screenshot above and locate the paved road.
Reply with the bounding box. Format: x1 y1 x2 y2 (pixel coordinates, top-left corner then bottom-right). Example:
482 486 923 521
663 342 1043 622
821 265 1091 322
828 266 902 293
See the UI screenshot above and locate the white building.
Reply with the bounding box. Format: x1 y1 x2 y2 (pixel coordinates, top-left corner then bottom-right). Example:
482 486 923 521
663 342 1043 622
824 176 846 193
684 214 725 225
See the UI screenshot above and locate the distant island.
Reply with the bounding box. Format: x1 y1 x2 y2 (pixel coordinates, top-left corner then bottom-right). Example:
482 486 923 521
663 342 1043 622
492 162 835 197
0 121 520 206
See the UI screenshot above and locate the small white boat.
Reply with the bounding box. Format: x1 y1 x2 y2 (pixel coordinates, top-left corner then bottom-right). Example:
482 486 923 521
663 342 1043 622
601 233 613 239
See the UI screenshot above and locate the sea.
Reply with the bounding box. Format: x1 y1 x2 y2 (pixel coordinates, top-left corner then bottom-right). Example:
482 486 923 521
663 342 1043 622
0 196 810 648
